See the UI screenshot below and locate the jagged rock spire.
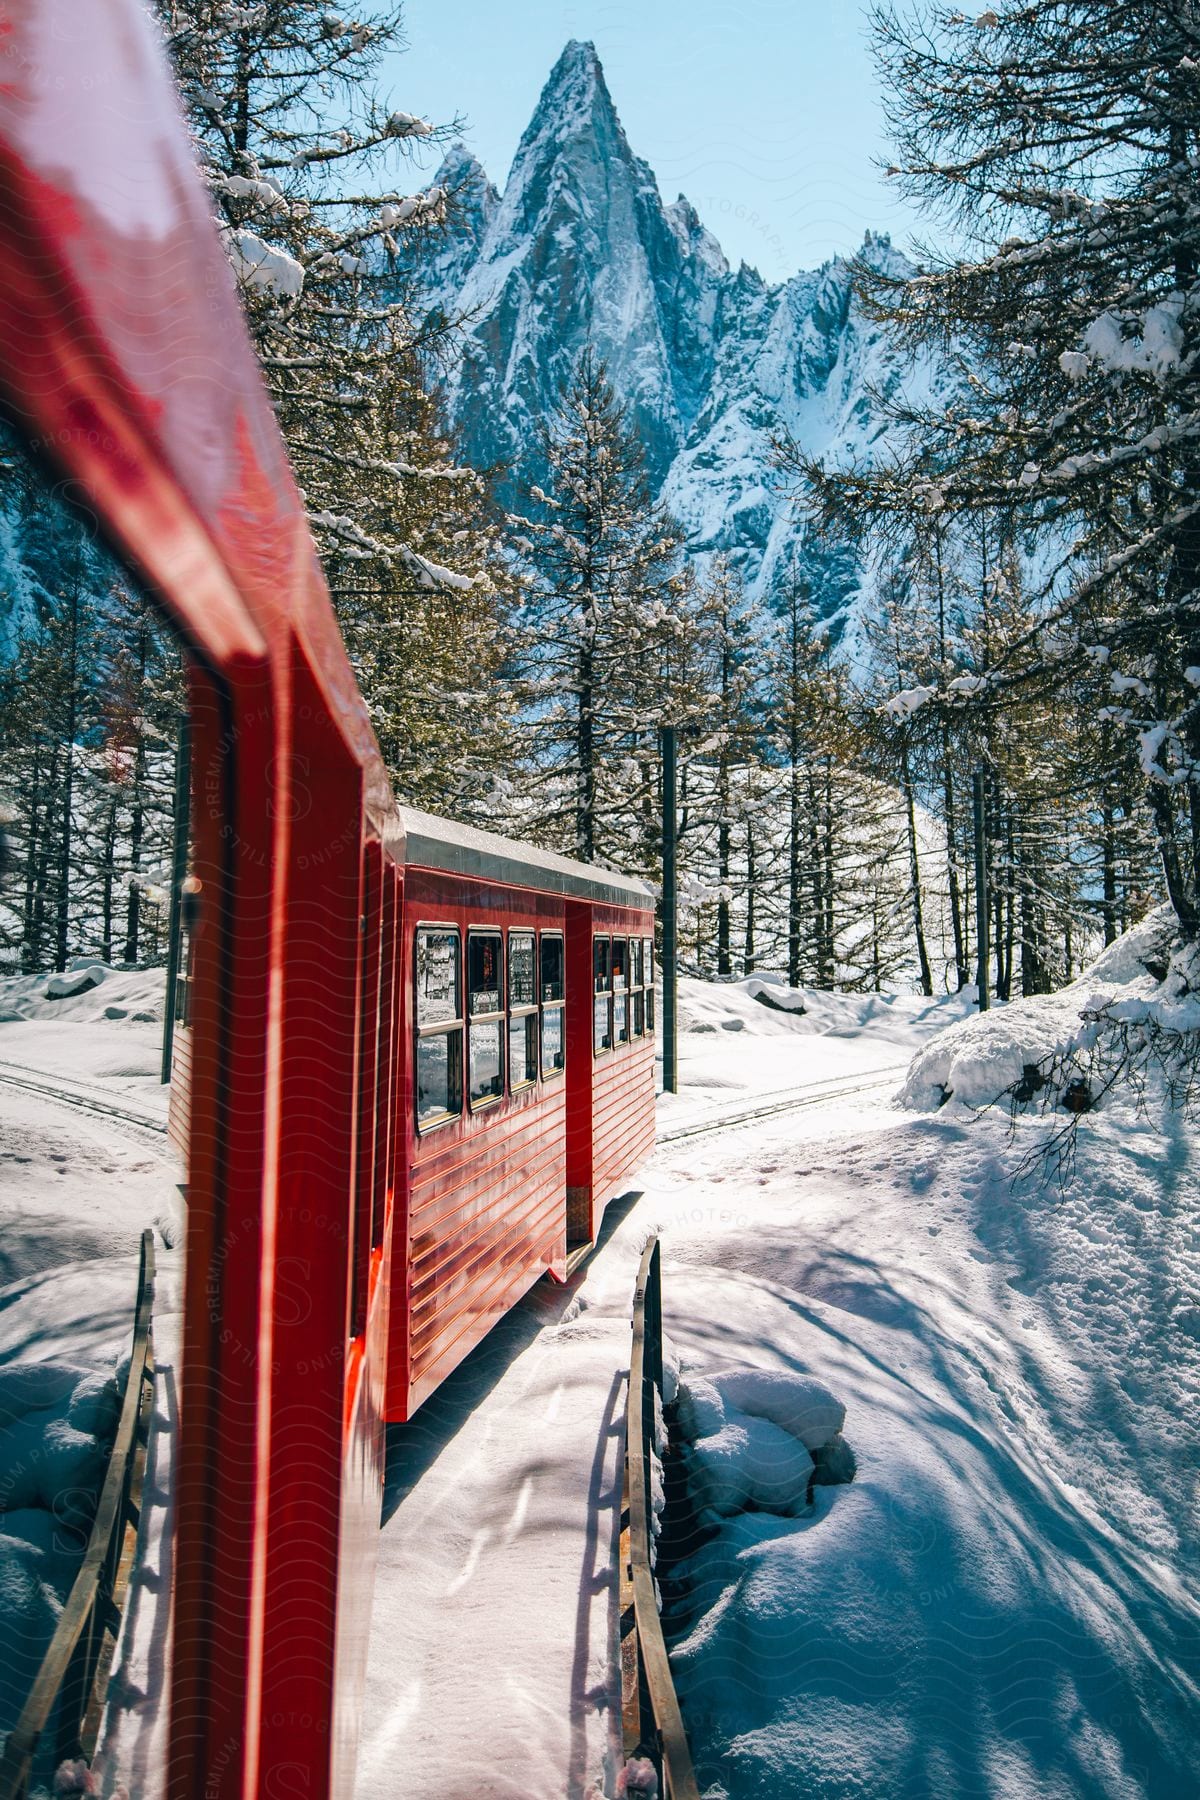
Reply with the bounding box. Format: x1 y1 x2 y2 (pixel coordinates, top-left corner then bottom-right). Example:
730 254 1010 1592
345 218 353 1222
428 44 922 626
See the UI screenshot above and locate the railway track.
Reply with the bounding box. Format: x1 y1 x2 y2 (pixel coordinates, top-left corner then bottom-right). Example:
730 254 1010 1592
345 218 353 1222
0 1058 169 1136
656 1062 909 1145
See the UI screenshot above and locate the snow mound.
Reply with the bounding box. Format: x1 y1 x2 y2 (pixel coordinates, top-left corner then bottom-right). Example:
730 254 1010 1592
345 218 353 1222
900 907 1177 1110
0 961 164 1025
0 1353 123 1732
687 1415 815 1520
707 1368 845 1453
681 974 972 1049
676 1364 849 1523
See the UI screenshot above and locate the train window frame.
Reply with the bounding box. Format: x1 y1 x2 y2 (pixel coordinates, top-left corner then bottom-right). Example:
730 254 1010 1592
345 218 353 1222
644 936 656 1034
593 935 613 1056
414 925 464 1133
508 929 538 1093
630 937 645 1038
540 931 566 1080
467 928 505 1111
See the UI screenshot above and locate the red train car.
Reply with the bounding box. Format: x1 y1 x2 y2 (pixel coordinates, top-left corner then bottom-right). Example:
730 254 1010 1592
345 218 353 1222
0 9 659 1799
388 810 655 1421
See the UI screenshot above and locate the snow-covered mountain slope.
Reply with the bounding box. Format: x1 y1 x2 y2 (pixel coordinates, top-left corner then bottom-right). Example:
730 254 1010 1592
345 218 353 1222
424 40 938 633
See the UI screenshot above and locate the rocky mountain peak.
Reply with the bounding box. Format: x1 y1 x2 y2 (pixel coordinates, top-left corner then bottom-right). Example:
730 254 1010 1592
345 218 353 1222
426 45 930 636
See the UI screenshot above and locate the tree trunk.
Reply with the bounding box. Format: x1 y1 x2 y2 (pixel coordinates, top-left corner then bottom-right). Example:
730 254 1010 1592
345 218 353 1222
124 743 146 965
717 765 732 977
902 747 933 997
55 590 80 974
1101 796 1118 946
576 627 595 863
101 793 117 964
943 755 968 987
743 820 756 975
788 761 802 988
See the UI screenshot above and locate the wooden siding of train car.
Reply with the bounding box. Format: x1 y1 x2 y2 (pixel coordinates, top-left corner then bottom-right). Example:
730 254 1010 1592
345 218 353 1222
386 870 569 1422
565 897 658 1245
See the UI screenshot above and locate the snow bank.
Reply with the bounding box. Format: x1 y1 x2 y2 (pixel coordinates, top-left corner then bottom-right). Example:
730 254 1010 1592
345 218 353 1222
675 1364 849 1526
681 973 972 1049
0 961 164 1026
0 1354 123 1733
0 963 168 1108
900 907 1177 1110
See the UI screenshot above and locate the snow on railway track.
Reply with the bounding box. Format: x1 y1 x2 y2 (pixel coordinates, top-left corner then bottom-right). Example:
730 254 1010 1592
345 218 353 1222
0 1056 168 1135
656 1063 908 1145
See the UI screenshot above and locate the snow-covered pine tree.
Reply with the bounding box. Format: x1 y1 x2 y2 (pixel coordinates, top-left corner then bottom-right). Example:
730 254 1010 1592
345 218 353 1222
0 428 180 974
156 1 446 567
157 1 514 807
796 0 1200 932
512 348 686 864
761 560 909 991
330 350 518 816
688 556 765 977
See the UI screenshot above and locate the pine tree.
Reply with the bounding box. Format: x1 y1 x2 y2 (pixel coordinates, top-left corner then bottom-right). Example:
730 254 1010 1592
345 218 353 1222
0 427 182 974
157 0 450 587
157 1 514 804
794 0 1200 931
512 349 686 864
687 557 764 976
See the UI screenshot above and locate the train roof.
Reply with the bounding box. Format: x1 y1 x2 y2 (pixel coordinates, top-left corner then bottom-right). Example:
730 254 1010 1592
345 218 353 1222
397 807 656 910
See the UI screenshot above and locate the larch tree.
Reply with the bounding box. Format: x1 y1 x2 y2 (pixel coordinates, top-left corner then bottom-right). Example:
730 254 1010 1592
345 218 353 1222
512 348 686 865
156 1 515 808
791 0 1200 934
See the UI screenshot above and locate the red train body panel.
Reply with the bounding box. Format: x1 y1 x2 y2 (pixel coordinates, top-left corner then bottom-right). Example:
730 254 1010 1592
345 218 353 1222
0 10 658 1799
566 900 659 1244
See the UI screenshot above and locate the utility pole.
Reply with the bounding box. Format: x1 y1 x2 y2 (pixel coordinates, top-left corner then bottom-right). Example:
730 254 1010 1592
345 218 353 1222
660 724 678 1093
973 769 990 1013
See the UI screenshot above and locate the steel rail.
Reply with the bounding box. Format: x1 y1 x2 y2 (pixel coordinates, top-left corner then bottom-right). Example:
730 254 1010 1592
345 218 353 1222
0 1059 169 1135
656 1063 908 1145
0 1230 157 1800
621 1238 701 1800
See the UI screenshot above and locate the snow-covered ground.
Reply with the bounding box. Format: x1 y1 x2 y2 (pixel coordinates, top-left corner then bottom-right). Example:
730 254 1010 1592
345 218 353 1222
366 952 1199 1799
0 963 181 1787
3 945 1198 1799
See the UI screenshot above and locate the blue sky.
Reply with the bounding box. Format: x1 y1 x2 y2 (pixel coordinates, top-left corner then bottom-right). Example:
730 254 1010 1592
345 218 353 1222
385 1 929 281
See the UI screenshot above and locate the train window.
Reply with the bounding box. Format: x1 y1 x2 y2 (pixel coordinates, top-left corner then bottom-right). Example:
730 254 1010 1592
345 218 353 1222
470 1020 504 1107
417 930 460 1027
508 933 535 1007
540 933 566 1078
468 931 504 1109
541 1005 565 1076
418 1033 462 1126
540 933 565 1004
593 937 613 1054
510 1013 538 1089
630 937 645 1037
468 932 502 1015
508 932 537 1090
644 937 656 1032
415 929 463 1129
